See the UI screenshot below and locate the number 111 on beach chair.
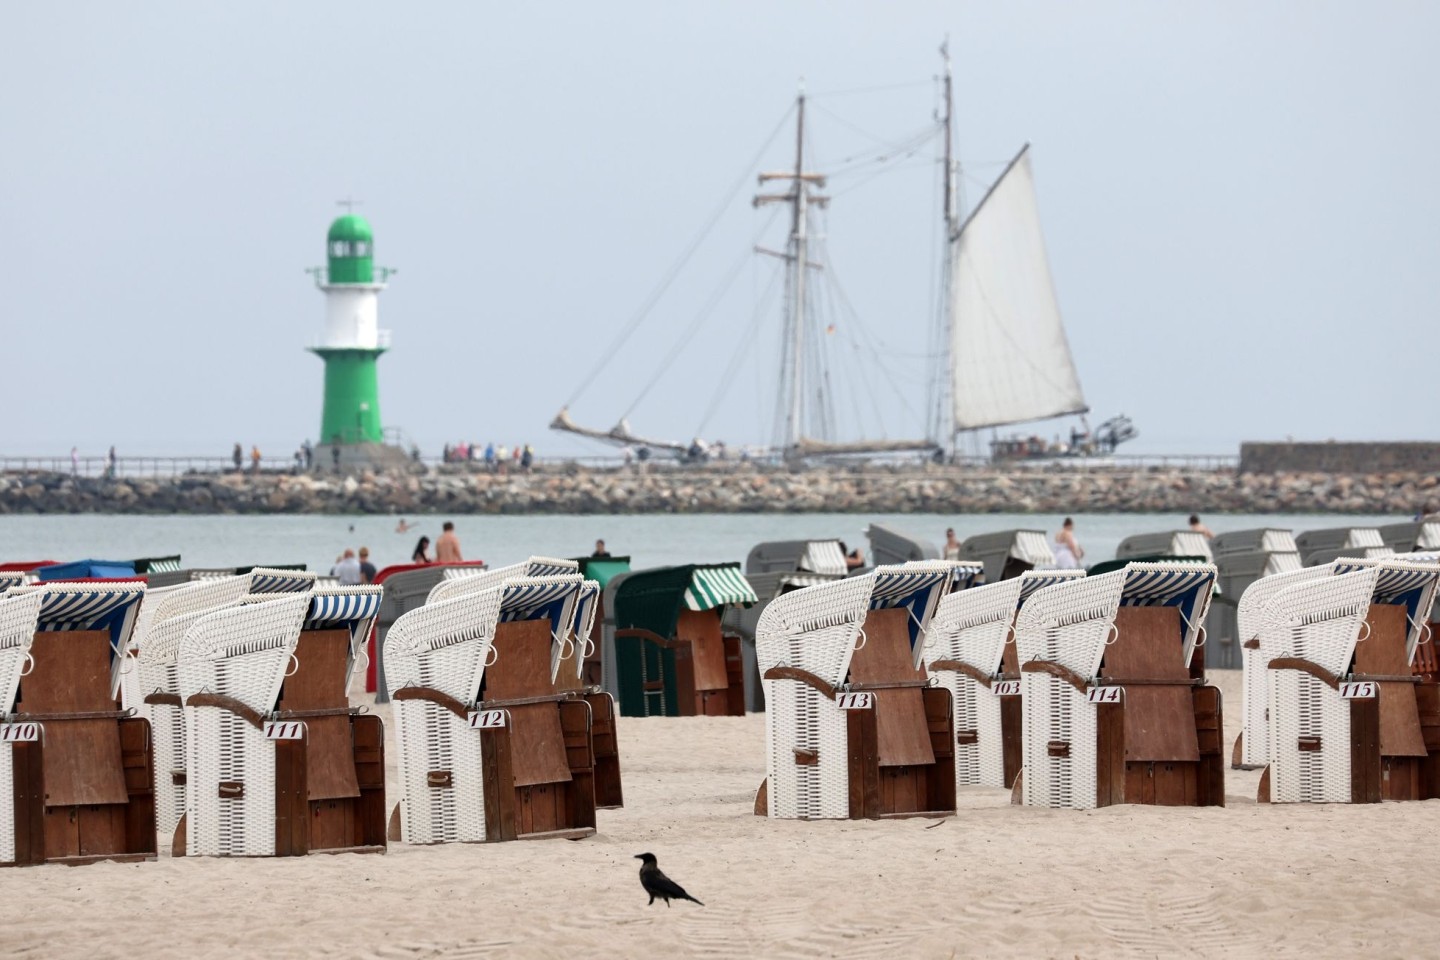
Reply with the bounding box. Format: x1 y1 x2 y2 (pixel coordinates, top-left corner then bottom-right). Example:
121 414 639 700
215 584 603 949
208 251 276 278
1014 562 1223 810
175 586 385 857
754 561 959 820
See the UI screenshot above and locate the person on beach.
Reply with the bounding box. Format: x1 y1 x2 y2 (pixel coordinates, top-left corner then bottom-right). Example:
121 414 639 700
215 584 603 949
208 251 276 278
593 539 611 558
1055 518 1083 569
436 522 462 562
358 547 377 584
1188 514 1215 539
839 541 865 570
943 527 961 560
411 536 432 563
333 548 362 586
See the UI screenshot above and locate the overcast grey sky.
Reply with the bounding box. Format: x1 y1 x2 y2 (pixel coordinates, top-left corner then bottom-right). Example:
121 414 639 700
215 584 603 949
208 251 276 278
2 2 1436 459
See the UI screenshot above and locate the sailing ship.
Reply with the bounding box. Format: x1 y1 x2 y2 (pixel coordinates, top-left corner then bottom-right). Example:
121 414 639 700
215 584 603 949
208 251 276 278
553 45 1132 463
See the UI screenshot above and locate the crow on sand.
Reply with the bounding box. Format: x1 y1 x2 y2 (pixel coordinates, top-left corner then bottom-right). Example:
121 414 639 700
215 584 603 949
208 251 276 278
634 853 703 907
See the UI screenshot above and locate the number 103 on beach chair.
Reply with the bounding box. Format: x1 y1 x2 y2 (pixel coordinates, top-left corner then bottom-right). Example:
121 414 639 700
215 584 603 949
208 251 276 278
1015 562 1223 810
754 561 961 820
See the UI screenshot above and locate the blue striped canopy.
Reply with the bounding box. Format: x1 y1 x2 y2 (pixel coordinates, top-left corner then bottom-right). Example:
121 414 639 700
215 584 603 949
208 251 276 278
250 571 315 594
1334 562 1437 627
526 559 579 578
0 573 26 592
1018 570 1084 603
304 591 383 629
870 568 951 647
1121 565 1215 641
500 580 579 636
34 585 146 651
950 563 984 590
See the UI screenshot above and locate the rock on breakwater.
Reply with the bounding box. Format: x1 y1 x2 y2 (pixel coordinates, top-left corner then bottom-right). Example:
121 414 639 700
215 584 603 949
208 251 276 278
0 465 1434 515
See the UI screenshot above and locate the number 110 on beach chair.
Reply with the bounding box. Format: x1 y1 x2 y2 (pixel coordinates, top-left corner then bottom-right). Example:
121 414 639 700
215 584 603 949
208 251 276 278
0 583 154 866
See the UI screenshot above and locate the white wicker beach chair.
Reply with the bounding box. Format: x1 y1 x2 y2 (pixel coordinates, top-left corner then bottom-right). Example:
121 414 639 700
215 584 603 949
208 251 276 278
1260 559 1440 803
2 582 152 864
176 586 383 857
0 590 45 866
131 569 317 843
385 574 604 843
1015 562 1218 810
755 561 955 820
1234 564 1337 768
925 570 1084 789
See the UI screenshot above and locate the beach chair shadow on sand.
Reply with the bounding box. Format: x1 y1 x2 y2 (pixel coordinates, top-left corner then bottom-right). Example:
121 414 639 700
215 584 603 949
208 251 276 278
1014 562 1224 810
174 586 385 857
0 582 153 866
1248 558 1440 803
386 570 611 843
925 569 1084 790
754 561 961 820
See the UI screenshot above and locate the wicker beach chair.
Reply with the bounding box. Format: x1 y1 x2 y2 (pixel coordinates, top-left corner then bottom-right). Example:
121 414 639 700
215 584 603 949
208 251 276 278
754 561 956 820
1233 564 1336 768
0 582 154 864
131 569 317 843
175 586 384 857
385 574 606 843
422 558 622 806
608 563 759 718
1259 559 1440 802
1015 562 1220 810
925 569 1084 789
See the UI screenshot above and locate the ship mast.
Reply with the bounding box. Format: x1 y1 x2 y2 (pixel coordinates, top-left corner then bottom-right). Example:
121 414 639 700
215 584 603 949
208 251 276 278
929 39 961 452
756 82 827 451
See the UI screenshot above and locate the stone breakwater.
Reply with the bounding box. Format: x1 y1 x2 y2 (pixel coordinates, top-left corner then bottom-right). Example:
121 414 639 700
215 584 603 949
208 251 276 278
0 466 1435 515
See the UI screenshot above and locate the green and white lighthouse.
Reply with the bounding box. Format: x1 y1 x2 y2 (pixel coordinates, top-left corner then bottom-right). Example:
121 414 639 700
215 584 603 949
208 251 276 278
308 213 396 462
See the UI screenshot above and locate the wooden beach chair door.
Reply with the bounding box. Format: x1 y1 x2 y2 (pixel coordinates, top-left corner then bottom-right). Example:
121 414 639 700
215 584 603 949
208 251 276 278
1355 603 1426 800
998 615 1024 788
845 607 954 818
17 629 155 864
483 619 596 839
674 609 733 717
1095 607 1221 807
1416 611 1440 797
276 628 386 854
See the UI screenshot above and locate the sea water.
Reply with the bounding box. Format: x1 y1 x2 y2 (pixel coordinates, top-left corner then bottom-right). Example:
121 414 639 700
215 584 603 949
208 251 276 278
0 512 1398 575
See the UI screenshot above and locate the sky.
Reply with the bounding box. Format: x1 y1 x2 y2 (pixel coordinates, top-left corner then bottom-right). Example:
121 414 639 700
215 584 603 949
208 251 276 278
2 2 1436 460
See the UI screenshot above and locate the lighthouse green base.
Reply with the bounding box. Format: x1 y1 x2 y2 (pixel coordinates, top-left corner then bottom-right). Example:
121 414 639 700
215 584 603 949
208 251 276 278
310 347 386 445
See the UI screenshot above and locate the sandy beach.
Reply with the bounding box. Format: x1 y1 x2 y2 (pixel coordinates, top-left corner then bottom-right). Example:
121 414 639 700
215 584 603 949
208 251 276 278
2 668 1436 959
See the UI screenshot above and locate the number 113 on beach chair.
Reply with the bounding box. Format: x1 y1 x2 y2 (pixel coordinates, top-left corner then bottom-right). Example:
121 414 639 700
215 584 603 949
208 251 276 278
754 561 960 820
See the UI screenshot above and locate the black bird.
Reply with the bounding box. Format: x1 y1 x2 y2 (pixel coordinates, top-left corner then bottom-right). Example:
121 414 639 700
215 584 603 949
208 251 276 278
634 853 704 907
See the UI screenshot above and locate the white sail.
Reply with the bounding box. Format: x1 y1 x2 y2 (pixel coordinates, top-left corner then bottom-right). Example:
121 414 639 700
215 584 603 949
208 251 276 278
949 145 1087 431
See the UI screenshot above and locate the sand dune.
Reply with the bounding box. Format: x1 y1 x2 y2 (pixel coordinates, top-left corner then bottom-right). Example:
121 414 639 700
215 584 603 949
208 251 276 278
2 669 1436 959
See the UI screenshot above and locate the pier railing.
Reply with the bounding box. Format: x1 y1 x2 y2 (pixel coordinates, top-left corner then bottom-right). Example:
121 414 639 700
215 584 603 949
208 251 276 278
0 452 1239 479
